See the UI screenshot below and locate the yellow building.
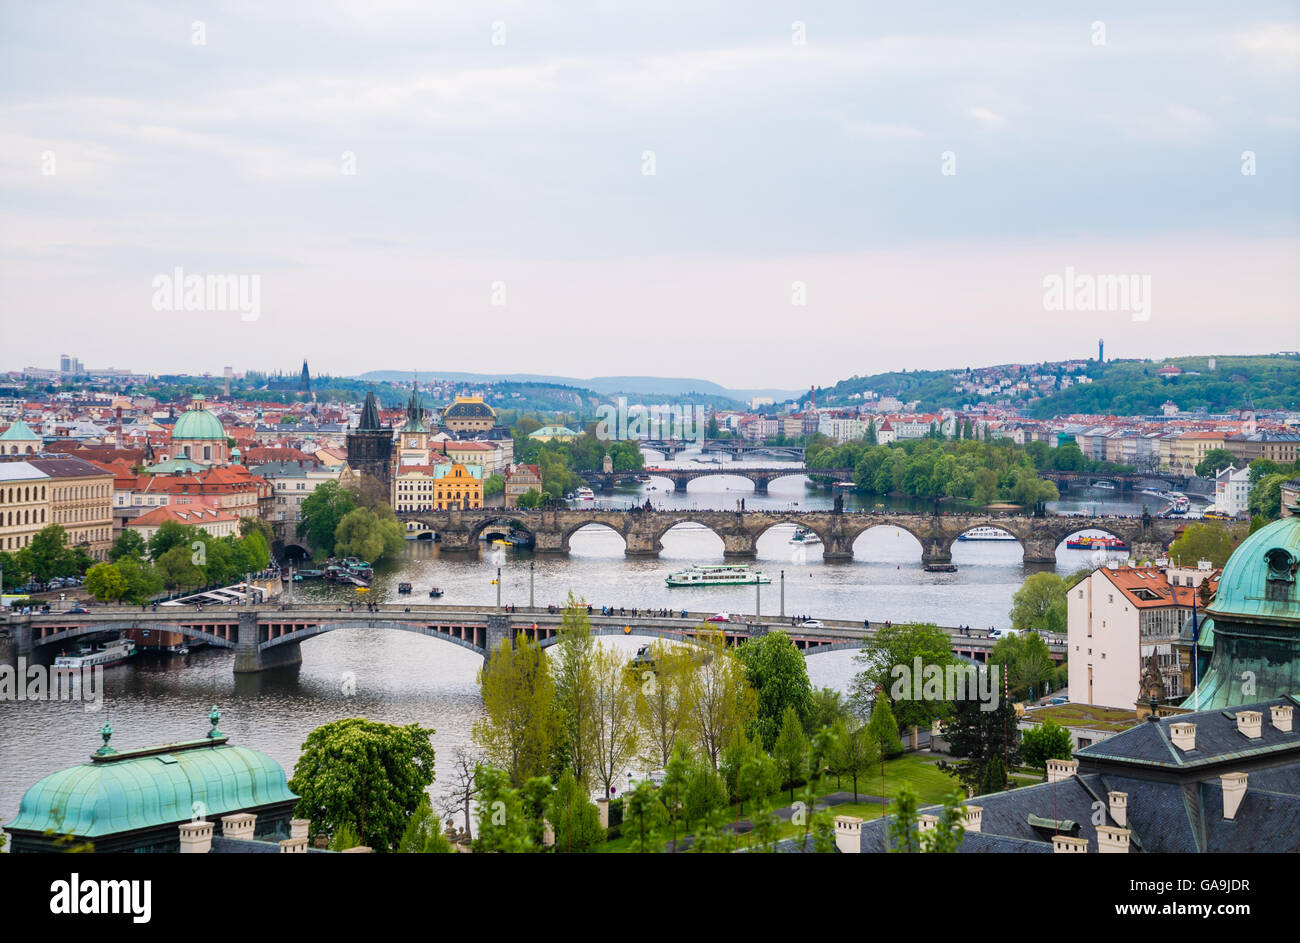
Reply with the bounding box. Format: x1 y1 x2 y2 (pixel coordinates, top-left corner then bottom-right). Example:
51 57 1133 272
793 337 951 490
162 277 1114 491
1163 431 1227 475
36 456 115 560
432 463 483 509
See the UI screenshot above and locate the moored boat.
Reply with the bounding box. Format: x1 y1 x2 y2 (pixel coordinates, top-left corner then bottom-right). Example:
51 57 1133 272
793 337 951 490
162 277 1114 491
54 637 136 671
666 564 771 587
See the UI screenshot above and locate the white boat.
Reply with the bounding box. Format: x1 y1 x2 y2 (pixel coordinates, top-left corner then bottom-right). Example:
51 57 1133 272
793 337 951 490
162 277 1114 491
576 486 595 501
789 527 822 545
666 564 771 587
957 526 1017 541
53 638 136 671
1091 481 1117 491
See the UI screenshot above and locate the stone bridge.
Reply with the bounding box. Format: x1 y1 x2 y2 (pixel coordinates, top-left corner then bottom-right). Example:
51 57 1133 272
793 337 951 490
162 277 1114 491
583 466 852 493
640 439 806 460
2 604 1058 673
398 508 1179 565
1038 471 1190 493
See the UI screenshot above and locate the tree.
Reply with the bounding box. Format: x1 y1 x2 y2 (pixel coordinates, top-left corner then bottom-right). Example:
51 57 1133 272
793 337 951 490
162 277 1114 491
633 640 695 768
146 520 196 562
686 629 758 770
589 642 639 801
334 505 404 563
155 543 205 591
108 530 147 563
1195 448 1237 478
980 755 1007 796
517 488 543 510
886 785 966 852
21 525 71 583
84 562 127 604
297 479 357 556
288 718 437 852
1249 473 1291 520
624 778 668 853
772 706 810 801
660 742 691 851
682 757 728 832
1009 572 1068 635
850 622 956 730
831 717 880 802
472 765 532 853
116 556 163 605
550 593 596 788
865 690 904 760
1021 719 1074 778
1168 521 1246 569
436 747 480 841
396 795 454 853
937 677 1021 795
548 768 605 852
474 633 558 786
991 631 1058 702
807 686 850 733
735 631 813 749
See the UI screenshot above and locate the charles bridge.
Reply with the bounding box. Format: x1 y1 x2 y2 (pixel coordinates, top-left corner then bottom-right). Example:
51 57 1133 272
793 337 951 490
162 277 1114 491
397 507 1180 565
1 603 1062 674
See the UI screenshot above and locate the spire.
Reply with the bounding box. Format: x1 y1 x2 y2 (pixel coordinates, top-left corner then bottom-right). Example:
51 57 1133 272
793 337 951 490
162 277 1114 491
358 388 383 431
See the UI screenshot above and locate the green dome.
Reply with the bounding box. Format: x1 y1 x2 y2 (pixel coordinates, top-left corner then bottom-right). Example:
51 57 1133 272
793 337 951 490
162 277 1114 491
5 741 297 838
1206 516 1300 627
172 404 226 441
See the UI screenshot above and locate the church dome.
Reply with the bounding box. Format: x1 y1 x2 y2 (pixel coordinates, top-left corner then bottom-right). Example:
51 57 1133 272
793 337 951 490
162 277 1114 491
171 397 226 441
1206 515 1300 626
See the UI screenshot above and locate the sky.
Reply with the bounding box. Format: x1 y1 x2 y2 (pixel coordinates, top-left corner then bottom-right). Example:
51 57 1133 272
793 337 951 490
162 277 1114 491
1 1 1297 390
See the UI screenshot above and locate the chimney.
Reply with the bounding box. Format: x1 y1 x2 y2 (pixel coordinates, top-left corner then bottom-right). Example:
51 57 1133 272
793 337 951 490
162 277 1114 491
220 812 257 842
1271 704 1294 733
1236 710 1263 740
1046 758 1078 783
279 836 309 853
963 805 983 833
917 814 939 832
835 815 862 854
1108 791 1128 827
1170 722 1196 751
1096 825 1131 853
1052 834 1088 854
290 818 310 841
178 820 214 854
1221 772 1248 820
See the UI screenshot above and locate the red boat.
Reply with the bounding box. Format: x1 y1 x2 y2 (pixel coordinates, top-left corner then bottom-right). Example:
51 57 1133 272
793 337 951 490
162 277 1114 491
1066 536 1128 551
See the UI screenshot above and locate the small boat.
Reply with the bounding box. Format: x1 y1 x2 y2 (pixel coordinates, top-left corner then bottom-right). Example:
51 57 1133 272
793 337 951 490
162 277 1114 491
398 582 412 594
54 637 136 671
1090 481 1117 491
429 587 443 598
666 564 771 587
789 527 822 545
957 526 1017 542
576 486 595 501
923 563 958 573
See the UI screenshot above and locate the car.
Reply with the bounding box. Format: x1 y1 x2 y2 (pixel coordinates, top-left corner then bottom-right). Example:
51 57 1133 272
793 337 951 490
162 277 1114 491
800 619 825 628
707 612 732 623
63 606 90 614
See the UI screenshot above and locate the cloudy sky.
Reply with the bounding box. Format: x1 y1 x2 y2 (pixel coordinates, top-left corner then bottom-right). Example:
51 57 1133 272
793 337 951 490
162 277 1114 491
1 1 1296 389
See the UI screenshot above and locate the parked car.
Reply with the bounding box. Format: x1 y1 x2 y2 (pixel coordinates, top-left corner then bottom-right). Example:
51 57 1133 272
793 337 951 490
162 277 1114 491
799 619 825 628
63 606 90 614
707 612 732 623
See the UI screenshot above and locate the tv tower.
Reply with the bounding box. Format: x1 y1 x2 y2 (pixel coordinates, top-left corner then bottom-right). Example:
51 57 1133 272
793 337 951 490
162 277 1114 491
1098 338 1104 364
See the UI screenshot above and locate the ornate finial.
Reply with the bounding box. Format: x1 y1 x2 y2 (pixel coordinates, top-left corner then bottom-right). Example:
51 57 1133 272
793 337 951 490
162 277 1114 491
95 720 116 756
207 705 224 739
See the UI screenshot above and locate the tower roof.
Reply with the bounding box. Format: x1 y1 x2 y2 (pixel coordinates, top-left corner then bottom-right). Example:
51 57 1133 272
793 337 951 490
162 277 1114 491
401 383 429 434
357 389 385 431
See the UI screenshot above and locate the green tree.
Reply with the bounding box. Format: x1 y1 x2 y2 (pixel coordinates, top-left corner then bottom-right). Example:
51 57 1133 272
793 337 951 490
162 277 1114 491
21 525 71 582
547 768 605 852
146 519 196 562
297 479 357 556
886 784 966 852
980 755 1006 795
472 765 533 852
772 706 810 801
1168 521 1246 568
117 556 163 604
865 690 904 760
735 630 814 749
84 562 127 604
850 622 956 730
682 757 728 832
1021 719 1074 778
624 778 668 853
633 639 695 767
937 679 1021 795
831 717 880 801
396 794 454 853
550 593 596 788
1009 572 1068 634
288 718 438 852
1195 448 1237 477
1249 473 1291 520
991 631 1058 702
108 529 147 563
155 543 204 591
589 641 640 801
474 633 558 786
686 629 758 770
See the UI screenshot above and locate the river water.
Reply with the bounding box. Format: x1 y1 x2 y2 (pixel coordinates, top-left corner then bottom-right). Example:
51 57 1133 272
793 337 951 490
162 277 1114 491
0 456 1200 823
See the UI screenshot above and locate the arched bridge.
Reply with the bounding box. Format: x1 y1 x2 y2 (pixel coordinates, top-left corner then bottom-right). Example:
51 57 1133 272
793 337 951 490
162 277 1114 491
583 466 852 493
398 507 1180 565
3 604 1060 674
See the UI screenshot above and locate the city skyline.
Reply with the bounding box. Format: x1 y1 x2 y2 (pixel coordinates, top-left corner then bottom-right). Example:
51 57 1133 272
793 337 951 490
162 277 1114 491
2 2 1297 386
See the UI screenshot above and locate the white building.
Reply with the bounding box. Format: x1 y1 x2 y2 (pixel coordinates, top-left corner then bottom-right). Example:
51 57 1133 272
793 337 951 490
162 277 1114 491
1212 465 1252 517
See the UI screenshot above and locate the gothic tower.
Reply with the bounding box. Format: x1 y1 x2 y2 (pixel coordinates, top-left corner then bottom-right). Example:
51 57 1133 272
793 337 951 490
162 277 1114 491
347 389 393 491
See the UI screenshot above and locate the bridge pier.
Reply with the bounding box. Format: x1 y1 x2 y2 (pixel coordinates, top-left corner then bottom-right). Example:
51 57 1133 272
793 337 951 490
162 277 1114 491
532 531 568 553
1131 541 1165 564
485 613 512 654
234 611 302 673
752 477 769 494
821 535 854 562
672 477 688 493
1022 537 1058 565
722 534 757 559
920 537 953 566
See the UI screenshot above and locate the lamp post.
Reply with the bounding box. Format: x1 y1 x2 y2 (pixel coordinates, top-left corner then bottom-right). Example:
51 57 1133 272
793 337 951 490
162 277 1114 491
496 566 502 612
779 569 785 619
529 560 534 610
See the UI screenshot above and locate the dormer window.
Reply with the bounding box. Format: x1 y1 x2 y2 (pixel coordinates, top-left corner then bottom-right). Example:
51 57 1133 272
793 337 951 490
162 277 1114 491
1265 548 1295 583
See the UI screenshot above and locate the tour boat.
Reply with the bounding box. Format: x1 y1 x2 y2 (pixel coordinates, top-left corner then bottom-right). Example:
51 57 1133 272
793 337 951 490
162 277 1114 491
428 587 443 598
398 582 412 594
53 638 136 672
957 526 1017 541
1065 536 1128 551
1090 481 1117 490
665 564 771 587
576 486 595 501
789 527 822 545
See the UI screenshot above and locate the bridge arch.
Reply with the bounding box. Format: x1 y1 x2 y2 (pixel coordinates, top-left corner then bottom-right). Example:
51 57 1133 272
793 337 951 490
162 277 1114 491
653 518 727 552
259 620 486 656
563 520 628 554
33 621 238 650
469 515 538 544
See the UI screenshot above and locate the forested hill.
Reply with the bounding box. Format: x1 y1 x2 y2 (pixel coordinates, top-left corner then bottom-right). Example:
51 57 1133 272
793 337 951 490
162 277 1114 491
809 354 1299 416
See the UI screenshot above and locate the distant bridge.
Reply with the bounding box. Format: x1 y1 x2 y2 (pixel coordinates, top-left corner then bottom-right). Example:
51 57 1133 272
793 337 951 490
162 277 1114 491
1039 471 1191 494
2 604 1061 674
396 507 1179 564
582 466 853 493
640 439 806 460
